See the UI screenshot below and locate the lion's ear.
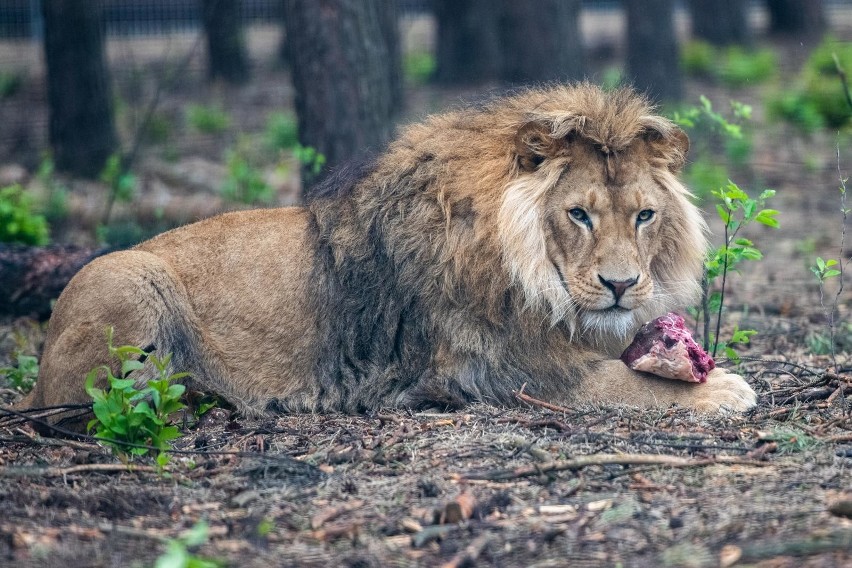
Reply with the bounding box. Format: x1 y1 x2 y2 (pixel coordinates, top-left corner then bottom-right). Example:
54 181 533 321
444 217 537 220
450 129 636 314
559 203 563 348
643 122 689 173
514 121 562 172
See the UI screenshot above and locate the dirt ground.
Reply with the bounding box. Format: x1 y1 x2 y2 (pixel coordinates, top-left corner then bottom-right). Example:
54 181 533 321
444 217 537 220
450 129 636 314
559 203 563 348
2 16 852 568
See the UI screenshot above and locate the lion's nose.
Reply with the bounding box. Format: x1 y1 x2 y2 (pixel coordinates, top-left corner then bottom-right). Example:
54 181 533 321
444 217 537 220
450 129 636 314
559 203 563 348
598 275 638 302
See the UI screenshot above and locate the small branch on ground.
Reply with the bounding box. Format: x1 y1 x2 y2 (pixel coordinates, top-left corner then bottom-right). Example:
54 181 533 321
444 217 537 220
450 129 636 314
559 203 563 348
514 383 573 414
0 463 160 478
441 533 493 568
462 453 768 482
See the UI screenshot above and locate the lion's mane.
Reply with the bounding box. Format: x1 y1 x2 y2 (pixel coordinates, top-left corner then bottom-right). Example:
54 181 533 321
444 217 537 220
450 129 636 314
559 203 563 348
296 83 707 412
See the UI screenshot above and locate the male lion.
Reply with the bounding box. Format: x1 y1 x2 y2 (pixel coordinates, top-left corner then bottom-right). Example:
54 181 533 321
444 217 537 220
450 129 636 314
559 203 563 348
22 84 756 429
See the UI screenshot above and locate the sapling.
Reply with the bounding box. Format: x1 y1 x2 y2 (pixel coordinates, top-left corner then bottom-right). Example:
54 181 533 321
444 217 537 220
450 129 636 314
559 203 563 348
85 327 188 466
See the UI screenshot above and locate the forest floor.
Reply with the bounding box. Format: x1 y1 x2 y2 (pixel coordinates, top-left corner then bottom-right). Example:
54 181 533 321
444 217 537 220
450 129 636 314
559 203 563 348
2 18 852 568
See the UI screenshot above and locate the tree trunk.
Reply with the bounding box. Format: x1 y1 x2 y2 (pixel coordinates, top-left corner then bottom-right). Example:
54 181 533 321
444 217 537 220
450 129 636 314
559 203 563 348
378 1 403 114
434 0 501 85
625 0 682 103
687 0 751 46
767 0 826 37
201 0 250 84
499 0 584 84
42 0 117 178
282 0 398 193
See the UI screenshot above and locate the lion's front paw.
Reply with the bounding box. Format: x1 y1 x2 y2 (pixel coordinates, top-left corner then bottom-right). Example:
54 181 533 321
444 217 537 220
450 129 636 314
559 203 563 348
686 368 757 413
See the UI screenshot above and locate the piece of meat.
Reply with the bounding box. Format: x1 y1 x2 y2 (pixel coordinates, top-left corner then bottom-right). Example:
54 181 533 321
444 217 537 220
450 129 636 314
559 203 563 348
620 313 715 383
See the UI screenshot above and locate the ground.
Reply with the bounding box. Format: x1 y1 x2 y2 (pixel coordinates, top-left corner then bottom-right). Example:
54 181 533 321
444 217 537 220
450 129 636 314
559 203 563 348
2 14 852 568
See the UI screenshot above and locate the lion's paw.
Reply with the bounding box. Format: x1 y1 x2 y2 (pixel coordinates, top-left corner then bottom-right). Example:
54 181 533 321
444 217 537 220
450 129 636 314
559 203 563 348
687 368 757 413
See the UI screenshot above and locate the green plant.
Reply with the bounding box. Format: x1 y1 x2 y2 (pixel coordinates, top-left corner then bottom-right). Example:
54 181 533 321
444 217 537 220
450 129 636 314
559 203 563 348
769 36 852 131
293 144 326 178
0 70 23 99
0 353 38 393
403 51 436 85
672 96 753 201
187 104 230 134
85 327 188 466
154 520 222 568
681 41 715 77
0 184 49 245
265 112 299 151
36 154 69 223
717 46 777 88
810 145 849 366
681 41 777 87
760 427 819 454
600 67 624 92
100 153 137 203
221 147 274 205
703 183 779 358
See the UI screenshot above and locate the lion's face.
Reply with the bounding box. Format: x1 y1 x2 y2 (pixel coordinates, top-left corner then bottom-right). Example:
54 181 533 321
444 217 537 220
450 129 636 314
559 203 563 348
543 142 666 338
498 97 707 348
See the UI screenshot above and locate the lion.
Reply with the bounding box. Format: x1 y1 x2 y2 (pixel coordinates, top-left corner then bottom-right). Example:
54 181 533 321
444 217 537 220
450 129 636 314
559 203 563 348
20 84 756 430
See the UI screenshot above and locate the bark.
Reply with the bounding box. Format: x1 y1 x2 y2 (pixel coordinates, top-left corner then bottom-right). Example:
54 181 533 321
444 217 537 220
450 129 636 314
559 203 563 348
42 0 117 178
434 0 501 85
625 0 683 103
688 0 752 46
499 0 584 84
767 0 826 37
282 0 398 193
201 0 250 83
0 244 107 319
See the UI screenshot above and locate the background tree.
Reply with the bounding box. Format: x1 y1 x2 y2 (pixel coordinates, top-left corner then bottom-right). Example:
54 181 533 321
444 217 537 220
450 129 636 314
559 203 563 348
624 0 682 103
688 0 751 46
201 0 250 83
42 0 117 177
433 0 501 85
499 0 584 84
767 0 826 37
282 0 399 193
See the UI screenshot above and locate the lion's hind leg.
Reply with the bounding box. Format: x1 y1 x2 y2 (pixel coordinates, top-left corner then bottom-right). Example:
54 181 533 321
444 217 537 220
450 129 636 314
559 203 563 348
22 250 252 432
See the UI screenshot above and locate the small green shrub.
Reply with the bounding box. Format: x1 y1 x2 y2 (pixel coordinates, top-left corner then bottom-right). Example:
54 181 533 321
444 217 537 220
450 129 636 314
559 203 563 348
681 41 715 77
769 36 852 131
85 327 188 465
186 104 230 134
221 148 274 205
100 153 137 203
717 46 777 87
265 112 299 151
403 51 436 85
686 158 730 201
36 154 69 223
681 41 777 87
154 520 223 568
0 184 49 245
293 144 326 178
0 70 23 99
0 353 38 393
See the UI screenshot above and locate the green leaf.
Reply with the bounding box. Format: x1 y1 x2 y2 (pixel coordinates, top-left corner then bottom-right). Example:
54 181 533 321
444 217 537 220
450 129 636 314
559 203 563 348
716 204 731 224
121 359 144 376
816 257 826 271
824 269 841 278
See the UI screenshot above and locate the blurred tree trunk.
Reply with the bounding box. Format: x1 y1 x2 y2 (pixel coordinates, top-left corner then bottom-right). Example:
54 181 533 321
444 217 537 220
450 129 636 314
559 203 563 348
201 0 250 83
687 0 751 46
625 0 682 103
767 0 826 37
282 0 398 193
499 0 584 84
378 1 403 114
434 0 500 85
42 0 117 178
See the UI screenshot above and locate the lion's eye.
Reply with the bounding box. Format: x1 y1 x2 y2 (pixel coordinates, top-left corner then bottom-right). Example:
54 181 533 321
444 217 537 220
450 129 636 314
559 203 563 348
637 209 655 225
568 207 591 227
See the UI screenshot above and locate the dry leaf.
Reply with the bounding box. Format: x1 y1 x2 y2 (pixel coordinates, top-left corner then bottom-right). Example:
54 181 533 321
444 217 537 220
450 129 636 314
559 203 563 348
719 544 742 567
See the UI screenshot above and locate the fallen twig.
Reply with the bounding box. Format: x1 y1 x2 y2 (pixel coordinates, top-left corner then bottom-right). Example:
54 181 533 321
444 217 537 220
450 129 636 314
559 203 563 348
441 532 493 568
463 453 767 482
514 383 573 414
0 463 160 478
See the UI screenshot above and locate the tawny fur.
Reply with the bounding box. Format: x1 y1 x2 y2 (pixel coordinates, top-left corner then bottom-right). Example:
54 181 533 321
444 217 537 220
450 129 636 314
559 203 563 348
19 84 756 430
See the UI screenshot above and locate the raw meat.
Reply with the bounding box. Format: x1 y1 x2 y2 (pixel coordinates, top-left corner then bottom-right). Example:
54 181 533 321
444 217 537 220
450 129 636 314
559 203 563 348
620 313 715 383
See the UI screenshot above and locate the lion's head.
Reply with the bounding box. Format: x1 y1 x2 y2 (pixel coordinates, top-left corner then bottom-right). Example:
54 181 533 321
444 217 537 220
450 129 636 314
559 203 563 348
495 85 707 346
339 84 706 357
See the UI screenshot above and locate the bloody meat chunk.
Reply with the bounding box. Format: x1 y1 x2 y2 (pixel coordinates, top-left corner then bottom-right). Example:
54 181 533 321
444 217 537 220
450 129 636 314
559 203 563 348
620 313 715 383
